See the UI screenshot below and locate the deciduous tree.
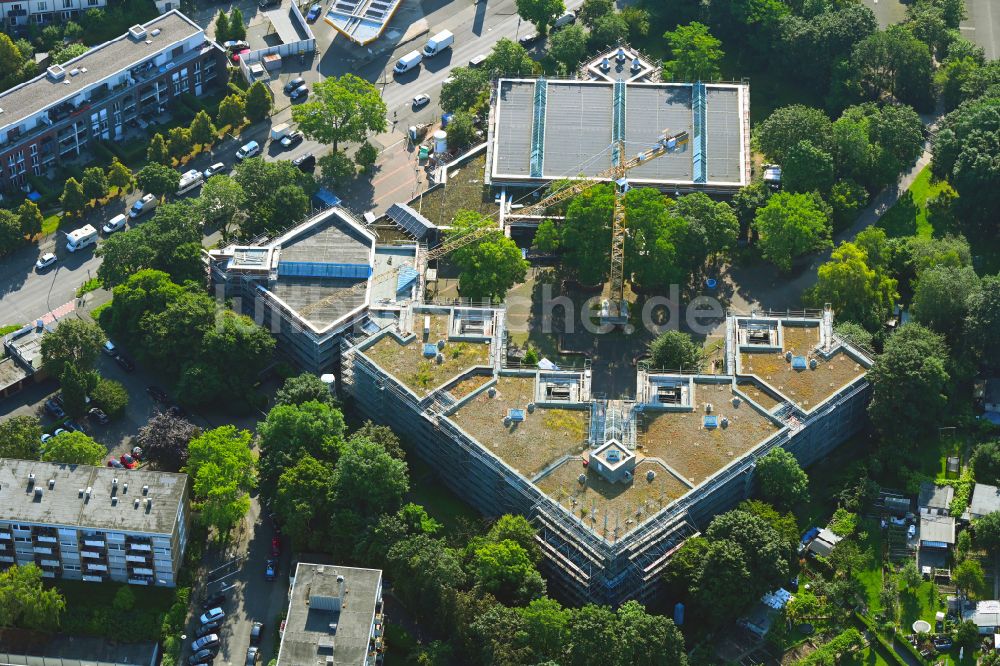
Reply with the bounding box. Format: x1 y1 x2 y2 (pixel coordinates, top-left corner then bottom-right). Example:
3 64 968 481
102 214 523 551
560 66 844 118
59 362 90 419
0 416 43 461
810 241 898 331
135 412 201 472
41 432 105 466
754 105 834 163
472 540 546 606
332 436 409 518
106 157 134 194
648 330 703 371
562 184 612 285
16 200 43 238
245 81 273 123
448 210 528 302
782 140 834 193
197 174 245 242
349 421 405 461
147 133 169 165
166 126 193 160
90 378 129 419
0 564 66 630
40 318 103 377
754 192 832 271
189 110 217 146
275 372 337 407
292 74 387 151
515 0 564 33
755 447 809 510
257 401 346 499
483 38 538 77
548 23 587 70
954 558 986 599
136 163 181 199
186 426 255 538
912 264 981 344
662 22 723 81
275 455 336 549
60 177 86 218
440 67 490 113
81 167 109 205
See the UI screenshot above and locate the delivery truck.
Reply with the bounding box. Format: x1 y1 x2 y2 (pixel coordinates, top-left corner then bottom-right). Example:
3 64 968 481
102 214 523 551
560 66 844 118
422 30 454 57
394 50 423 74
270 123 291 141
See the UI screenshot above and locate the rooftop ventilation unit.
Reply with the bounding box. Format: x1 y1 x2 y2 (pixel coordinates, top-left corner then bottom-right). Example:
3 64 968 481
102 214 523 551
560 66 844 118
69 68 80 76
111 496 118 506
704 415 719 429
112 478 118 487
46 65 66 82
508 408 525 422
28 473 35 483
309 594 341 611
134 498 140 508
128 24 147 41
142 485 149 495
422 343 437 358
48 479 54 489
605 449 621 463
791 356 807 370
150 28 161 36
34 488 43 499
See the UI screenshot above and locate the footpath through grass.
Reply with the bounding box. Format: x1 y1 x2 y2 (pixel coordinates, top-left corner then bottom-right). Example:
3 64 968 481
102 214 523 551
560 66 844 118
877 166 949 238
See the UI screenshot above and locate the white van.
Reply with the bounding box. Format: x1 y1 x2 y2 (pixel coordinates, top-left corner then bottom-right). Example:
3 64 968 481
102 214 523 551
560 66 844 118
394 50 423 74
66 224 98 252
177 169 204 195
102 214 127 235
130 193 158 219
423 30 454 57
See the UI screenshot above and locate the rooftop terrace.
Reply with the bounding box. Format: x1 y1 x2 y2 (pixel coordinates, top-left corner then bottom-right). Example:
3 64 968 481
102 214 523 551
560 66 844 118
738 324 867 412
451 375 590 478
363 314 492 397
638 381 782 486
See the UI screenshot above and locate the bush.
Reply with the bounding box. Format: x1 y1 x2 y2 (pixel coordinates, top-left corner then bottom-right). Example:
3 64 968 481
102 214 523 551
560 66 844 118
828 507 858 537
91 378 129 418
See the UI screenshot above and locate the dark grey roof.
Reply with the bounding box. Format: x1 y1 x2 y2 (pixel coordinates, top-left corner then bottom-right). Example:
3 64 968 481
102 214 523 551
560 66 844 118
0 11 204 133
918 482 954 511
385 203 436 240
0 459 188 535
278 563 382 666
970 483 1000 518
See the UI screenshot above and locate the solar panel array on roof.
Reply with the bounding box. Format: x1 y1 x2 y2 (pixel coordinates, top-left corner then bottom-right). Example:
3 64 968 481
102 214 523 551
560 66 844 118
278 261 372 279
386 203 436 240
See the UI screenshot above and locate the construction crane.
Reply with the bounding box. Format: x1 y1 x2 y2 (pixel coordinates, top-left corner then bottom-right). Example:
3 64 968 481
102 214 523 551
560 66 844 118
516 128 689 325
298 129 687 320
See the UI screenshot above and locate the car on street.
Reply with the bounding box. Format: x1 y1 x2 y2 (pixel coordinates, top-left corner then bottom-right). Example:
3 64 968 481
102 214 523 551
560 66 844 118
114 352 135 372
236 141 260 161
192 634 220 651
283 77 306 94
129 193 157 219
200 607 225 625
146 385 169 402
88 407 110 425
35 253 57 271
44 398 65 419
102 214 127 234
203 163 226 180
289 85 309 100
201 594 226 610
264 559 276 581
469 53 487 67
103 340 118 356
246 646 260 665
412 93 430 108
231 48 251 63
305 3 322 21
64 420 84 433
249 621 264 645
222 40 249 51
196 620 222 638
293 153 316 172
258 0 279 8
271 536 281 556
188 649 217 665
518 32 541 47
280 131 303 150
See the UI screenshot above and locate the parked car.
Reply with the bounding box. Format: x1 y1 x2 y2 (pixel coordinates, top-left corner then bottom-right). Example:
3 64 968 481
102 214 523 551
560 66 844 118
114 352 135 372
280 131 303 150
246 646 260 666
552 11 576 28
222 40 249 51
305 3 322 21
196 620 222 638
88 408 110 425
236 141 260 160
41 433 53 444
188 649 217 665
44 398 65 419
103 340 118 356
249 621 264 645
271 536 281 556
102 214 127 234
64 420 84 433
192 634 220 651
231 48 251 63
35 253 57 271
283 77 305 94
289 85 309 100
518 32 541 46
203 162 226 179
53 428 68 438
200 607 225 625
146 385 169 403
201 594 226 610
293 153 316 172
264 559 276 581
468 53 487 67
258 0 279 8
107 458 124 469
412 93 430 108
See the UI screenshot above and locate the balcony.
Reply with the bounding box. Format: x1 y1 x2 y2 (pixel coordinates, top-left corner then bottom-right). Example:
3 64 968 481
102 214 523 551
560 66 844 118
128 542 152 552
35 535 57 543
125 554 150 563
32 547 53 555
81 550 104 559
83 539 105 548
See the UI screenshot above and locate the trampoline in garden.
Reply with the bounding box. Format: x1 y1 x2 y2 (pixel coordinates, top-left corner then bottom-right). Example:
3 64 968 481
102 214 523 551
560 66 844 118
912 620 931 633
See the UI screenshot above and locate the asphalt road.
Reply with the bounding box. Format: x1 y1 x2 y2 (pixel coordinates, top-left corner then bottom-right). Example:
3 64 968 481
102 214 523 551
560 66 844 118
963 0 1000 61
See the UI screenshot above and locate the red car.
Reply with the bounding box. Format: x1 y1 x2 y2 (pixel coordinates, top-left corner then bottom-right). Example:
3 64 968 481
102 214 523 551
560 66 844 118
271 537 281 557
232 48 250 63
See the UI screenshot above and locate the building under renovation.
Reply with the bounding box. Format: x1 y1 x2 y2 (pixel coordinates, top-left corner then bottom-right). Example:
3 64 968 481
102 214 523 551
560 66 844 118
486 45 751 193
341 305 872 605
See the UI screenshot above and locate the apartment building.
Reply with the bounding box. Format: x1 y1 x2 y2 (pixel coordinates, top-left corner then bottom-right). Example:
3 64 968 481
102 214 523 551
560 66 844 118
0 10 225 192
277 563 384 666
0 459 190 587
1 0 107 30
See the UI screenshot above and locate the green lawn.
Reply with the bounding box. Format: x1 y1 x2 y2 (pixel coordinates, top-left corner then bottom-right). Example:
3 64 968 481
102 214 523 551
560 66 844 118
41 213 62 236
0 324 23 336
844 646 894 666
877 166 951 239
50 579 176 640
76 277 101 298
404 456 481 537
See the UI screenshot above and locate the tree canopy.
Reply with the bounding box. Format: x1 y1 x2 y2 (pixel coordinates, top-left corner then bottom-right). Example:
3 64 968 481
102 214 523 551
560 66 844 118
448 210 528 302
135 412 201 472
257 400 346 499
136 163 180 199
186 426 255 538
440 67 490 114
755 447 809 510
275 372 337 407
662 22 724 81
809 241 898 331
0 416 43 461
0 564 66 630
291 74 387 151
754 105 834 164
648 330 704 371
40 318 103 377
754 192 832 271
40 432 105 466
515 0 564 33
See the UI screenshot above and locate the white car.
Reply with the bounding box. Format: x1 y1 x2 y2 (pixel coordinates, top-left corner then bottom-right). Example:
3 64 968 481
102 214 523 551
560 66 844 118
412 94 431 108
203 162 226 179
102 213 127 234
200 607 225 625
35 253 57 270
236 141 260 160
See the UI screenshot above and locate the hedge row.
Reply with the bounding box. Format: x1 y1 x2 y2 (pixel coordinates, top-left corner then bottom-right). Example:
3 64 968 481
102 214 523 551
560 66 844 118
853 612 911 666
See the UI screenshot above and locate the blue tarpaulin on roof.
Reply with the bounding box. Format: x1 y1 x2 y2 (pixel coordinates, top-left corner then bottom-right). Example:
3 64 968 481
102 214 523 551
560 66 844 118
396 266 419 292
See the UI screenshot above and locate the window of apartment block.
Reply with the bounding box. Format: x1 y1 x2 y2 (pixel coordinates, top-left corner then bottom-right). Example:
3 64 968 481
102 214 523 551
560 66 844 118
87 0 98 5
37 1 47 10
172 45 183 58
62 0 71 8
